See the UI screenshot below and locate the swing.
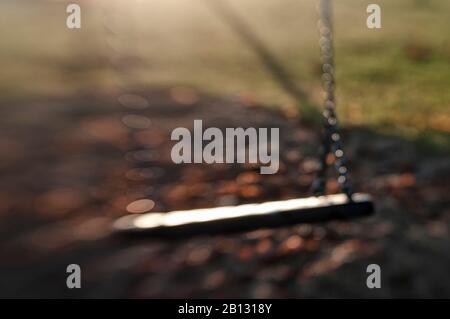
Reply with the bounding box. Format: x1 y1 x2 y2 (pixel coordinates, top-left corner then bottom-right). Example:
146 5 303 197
113 0 374 237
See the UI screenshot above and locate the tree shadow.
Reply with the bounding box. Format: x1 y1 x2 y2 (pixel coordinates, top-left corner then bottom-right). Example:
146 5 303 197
203 0 319 120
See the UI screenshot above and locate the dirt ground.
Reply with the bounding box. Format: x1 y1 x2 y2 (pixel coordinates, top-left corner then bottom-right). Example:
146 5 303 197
0 88 449 298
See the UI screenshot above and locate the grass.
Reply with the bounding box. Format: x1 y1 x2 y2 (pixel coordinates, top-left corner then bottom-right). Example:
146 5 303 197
0 0 449 149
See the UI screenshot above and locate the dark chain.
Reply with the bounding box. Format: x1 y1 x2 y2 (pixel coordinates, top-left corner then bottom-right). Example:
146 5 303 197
311 0 353 198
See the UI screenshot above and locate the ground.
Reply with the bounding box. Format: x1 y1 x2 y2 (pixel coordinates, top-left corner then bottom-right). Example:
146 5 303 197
0 88 449 298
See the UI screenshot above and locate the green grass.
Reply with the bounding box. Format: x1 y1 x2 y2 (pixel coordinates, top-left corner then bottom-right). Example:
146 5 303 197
0 0 449 149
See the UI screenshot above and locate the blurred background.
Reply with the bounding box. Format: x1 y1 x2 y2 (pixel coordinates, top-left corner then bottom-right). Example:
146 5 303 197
0 0 449 298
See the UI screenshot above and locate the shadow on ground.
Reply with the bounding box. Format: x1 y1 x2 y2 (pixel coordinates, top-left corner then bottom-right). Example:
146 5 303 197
0 88 449 298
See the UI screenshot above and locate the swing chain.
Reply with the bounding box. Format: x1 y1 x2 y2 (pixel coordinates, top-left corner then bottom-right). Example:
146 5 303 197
312 0 353 198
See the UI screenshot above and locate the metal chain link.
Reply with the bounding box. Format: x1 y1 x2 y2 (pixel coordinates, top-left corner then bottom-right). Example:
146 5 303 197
311 0 353 198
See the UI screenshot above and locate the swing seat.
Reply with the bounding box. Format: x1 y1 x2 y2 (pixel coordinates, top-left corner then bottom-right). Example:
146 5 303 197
113 193 374 237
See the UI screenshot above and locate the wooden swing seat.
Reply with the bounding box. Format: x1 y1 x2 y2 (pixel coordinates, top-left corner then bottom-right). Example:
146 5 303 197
113 193 374 237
